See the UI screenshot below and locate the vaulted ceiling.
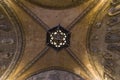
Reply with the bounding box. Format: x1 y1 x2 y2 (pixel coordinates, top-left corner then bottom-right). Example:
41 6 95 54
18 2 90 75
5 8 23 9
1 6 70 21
0 0 120 80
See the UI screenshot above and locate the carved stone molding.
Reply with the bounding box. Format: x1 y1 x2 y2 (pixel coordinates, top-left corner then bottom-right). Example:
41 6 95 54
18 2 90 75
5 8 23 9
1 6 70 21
27 0 89 9
26 70 84 80
0 1 24 80
88 1 120 80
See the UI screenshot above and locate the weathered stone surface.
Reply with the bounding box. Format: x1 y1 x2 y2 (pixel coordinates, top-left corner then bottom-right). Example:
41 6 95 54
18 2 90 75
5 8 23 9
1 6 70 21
105 32 120 43
0 3 23 78
26 70 83 80
28 0 88 9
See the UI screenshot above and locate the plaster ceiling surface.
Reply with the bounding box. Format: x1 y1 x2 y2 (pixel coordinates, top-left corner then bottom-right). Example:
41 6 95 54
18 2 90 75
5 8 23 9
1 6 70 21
0 0 120 80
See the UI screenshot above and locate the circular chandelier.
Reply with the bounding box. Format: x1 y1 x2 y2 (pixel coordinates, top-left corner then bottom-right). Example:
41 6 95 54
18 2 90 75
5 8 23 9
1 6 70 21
47 25 70 51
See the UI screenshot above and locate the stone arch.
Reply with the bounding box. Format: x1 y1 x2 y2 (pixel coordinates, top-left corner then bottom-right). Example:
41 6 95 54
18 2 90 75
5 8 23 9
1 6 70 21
26 70 84 80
